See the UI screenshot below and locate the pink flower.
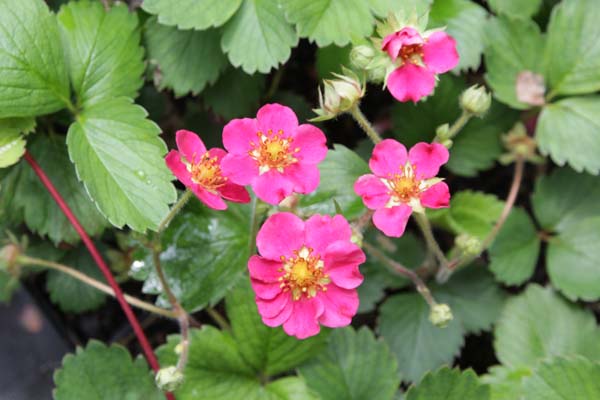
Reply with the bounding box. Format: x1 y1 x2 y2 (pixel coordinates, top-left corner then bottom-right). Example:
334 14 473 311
249 212 365 339
354 139 450 237
165 130 250 210
382 27 459 102
221 104 328 205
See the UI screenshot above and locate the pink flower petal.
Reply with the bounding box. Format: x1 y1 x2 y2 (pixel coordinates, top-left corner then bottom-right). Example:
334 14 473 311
305 214 353 256
318 285 359 328
248 255 283 283
323 241 365 289
256 103 299 138
408 142 449 179
256 212 305 260
165 150 193 187
262 300 294 327
286 162 320 194
420 181 450 209
221 154 259 185
256 291 290 319
387 64 436 103
354 174 390 209
294 124 328 163
381 27 423 61
253 170 294 205
219 181 251 203
222 118 259 155
369 139 407 176
176 130 206 163
282 298 324 339
207 148 226 161
192 185 227 210
372 205 413 237
423 31 459 74
251 279 281 301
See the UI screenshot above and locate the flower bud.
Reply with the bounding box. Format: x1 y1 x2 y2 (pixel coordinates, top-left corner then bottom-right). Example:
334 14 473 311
460 85 491 117
350 45 376 70
500 122 543 165
0 243 21 273
155 366 184 392
429 303 453 328
455 234 482 257
312 69 364 121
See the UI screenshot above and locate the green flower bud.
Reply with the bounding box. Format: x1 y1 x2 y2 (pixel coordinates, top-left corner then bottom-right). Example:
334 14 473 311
350 45 376 70
460 85 492 117
429 303 453 328
155 366 184 392
312 69 364 121
455 234 482 257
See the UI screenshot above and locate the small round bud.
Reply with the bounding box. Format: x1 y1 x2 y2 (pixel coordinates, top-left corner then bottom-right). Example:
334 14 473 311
350 45 376 70
0 243 21 273
155 366 184 392
429 303 453 328
455 234 482 257
436 123 450 139
312 69 364 121
460 85 492 117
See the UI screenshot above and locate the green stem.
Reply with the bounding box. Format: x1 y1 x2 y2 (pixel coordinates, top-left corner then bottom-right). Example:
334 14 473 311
247 196 262 255
414 213 449 270
264 67 284 100
206 307 231 331
350 104 382 144
18 256 177 319
157 190 193 234
438 110 472 142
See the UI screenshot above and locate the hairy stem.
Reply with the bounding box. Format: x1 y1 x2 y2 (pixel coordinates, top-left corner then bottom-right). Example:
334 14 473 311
441 157 526 281
350 104 383 144
414 213 449 270
157 190 194 234
446 110 472 140
18 256 177 319
363 242 437 307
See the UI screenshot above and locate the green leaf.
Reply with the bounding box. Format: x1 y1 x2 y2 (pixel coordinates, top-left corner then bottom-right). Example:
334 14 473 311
544 0 600 96
547 217 600 301
368 0 432 18
536 96 600 175
522 356 600 400
46 245 107 313
0 117 35 167
494 284 600 369
298 144 369 220
531 167 600 232
221 0 298 74
378 292 464 382
142 0 243 30
157 326 317 399
483 16 545 109
489 208 540 285
435 267 506 334
225 279 327 376
428 191 504 240
66 97 176 232
145 17 228 97
203 68 265 119
282 0 374 47
429 0 488 72
53 340 162 400
299 327 400 400
482 365 531 400
0 0 70 117
446 102 518 177
406 367 490 400
0 135 107 244
131 201 250 311
316 45 351 79
487 0 542 19
0 270 19 303
392 74 465 148
58 1 144 106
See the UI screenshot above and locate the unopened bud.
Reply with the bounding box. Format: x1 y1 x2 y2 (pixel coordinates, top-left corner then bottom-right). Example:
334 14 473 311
312 69 364 121
429 303 453 328
460 85 491 117
350 45 376 70
455 234 482 256
155 366 184 392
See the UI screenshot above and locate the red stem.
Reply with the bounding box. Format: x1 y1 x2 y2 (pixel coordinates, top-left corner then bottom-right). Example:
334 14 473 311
24 151 174 400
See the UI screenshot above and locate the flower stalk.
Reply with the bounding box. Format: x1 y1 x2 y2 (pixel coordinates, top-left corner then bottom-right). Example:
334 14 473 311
349 104 383 144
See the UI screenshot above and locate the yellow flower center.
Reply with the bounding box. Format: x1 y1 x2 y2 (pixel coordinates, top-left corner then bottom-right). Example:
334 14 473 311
389 174 420 203
279 246 330 301
399 43 424 64
249 130 299 174
188 153 227 192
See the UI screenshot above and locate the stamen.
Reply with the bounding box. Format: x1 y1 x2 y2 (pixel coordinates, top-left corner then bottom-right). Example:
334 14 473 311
278 245 330 301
